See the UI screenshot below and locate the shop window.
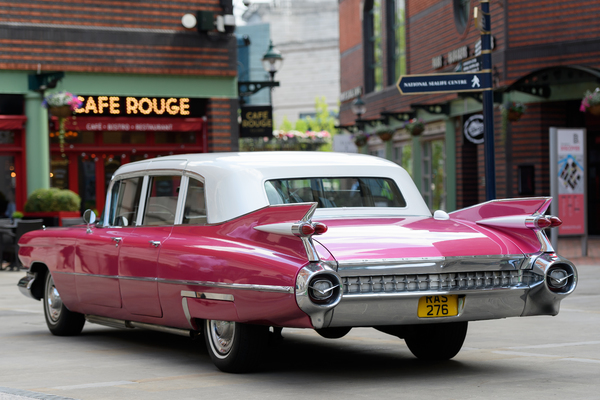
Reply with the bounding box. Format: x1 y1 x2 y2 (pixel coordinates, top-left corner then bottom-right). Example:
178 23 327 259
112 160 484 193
518 165 535 196
182 178 207 225
155 132 196 144
142 175 181 226
0 156 15 217
453 0 470 34
79 157 96 213
102 131 146 144
364 0 383 93
50 130 94 145
50 156 69 189
422 139 446 211
0 130 15 144
387 0 406 85
369 147 385 158
393 142 412 176
104 156 122 194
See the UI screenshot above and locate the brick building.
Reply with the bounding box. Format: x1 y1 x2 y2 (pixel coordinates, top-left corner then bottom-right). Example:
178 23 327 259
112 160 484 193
0 1 239 215
338 0 600 235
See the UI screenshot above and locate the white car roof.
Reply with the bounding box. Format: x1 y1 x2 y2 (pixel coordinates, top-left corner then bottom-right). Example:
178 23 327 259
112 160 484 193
112 152 432 224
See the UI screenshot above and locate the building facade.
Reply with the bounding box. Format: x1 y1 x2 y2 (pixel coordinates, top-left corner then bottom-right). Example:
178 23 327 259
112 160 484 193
242 0 340 127
0 1 239 215
339 0 600 235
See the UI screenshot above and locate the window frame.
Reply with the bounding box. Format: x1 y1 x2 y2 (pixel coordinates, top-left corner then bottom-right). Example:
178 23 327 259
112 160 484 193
363 0 383 93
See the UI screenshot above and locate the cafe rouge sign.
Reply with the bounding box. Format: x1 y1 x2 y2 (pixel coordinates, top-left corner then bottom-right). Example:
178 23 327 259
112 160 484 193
75 95 205 118
240 105 273 138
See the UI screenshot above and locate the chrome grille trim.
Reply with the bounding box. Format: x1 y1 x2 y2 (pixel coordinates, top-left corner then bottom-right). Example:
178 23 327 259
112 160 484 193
342 270 542 295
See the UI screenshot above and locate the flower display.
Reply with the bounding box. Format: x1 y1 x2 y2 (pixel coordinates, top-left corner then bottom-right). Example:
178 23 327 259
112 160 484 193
501 102 526 122
42 91 83 112
239 130 332 152
404 118 425 136
580 88 600 114
42 91 83 154
351 132 371 147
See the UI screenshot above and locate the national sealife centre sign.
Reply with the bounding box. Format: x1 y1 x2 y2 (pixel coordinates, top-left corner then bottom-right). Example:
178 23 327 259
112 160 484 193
397 72 492 95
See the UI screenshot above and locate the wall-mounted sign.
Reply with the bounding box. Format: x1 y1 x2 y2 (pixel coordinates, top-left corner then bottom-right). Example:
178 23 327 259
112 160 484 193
463 114 484 144
447 45 469 65
74 96 206 118
340 86 362 102
240 105 273 138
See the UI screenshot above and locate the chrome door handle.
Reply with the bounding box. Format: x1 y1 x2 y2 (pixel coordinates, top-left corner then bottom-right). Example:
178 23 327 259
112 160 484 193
149 240 161 248
111 237 122 247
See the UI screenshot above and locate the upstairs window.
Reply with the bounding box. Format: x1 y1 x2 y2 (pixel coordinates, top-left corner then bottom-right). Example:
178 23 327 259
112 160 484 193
387 0 406 84
364 0 383 93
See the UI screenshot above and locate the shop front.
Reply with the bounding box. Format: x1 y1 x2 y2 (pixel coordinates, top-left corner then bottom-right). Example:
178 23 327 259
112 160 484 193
49 95 208 213
0 95 26 217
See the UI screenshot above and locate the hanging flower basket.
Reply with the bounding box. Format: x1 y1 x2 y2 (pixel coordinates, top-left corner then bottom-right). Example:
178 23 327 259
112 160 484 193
404 118 424 136
42 92 83 154
501 102 526 123
580 88 600 115
49 105 74 118
352 132 370 147
507 109 523 122
374 125 394 141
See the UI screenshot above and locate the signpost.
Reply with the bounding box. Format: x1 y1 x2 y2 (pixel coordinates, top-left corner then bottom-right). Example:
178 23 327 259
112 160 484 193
396 0 496 200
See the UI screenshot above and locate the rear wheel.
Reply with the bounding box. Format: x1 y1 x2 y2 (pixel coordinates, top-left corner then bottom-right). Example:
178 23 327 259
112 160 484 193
43 272 85 336
316 327 352 339
203 319 268 373
404 321 468 361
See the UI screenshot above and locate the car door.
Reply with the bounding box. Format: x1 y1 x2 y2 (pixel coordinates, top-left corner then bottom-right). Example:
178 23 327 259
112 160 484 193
118 174 181 318
75 177 142 309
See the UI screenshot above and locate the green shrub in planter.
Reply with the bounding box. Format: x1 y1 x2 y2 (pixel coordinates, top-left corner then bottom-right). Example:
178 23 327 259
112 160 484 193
24 188 81 212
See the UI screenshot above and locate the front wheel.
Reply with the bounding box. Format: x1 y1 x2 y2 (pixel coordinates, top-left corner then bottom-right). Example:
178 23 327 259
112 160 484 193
404 321 468 361
43 272 85 336
203 319 268 373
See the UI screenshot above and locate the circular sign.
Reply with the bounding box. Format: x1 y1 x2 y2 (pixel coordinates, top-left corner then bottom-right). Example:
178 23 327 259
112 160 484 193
464 114 484 144
181 14 197 29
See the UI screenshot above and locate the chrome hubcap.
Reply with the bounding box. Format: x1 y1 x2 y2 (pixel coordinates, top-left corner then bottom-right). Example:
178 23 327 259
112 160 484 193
46 276 63 323
208 320 235 358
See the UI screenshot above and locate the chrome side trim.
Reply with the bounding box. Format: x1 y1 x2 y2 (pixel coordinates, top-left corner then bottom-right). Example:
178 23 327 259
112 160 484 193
53 271 293 293
85 315 193 336
180 290 234 302
181 297 195 329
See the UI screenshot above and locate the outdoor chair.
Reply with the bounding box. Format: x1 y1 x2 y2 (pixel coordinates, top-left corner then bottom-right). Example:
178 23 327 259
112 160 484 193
3 219 43 271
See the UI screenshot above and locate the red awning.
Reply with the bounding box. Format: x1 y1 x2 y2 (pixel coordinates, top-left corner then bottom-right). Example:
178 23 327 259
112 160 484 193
61 116 205 132
0 116 26 130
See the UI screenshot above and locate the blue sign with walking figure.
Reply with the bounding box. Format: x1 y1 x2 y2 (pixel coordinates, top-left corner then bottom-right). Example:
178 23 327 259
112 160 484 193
397 72 492 95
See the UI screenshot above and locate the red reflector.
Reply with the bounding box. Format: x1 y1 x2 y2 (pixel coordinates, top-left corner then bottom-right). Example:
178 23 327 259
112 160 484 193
536 217 551 229
313 222 328 235
300 223 315 236
549 216 563 227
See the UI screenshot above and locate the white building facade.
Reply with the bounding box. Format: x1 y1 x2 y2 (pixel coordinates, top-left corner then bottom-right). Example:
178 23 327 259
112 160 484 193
242 0 340 128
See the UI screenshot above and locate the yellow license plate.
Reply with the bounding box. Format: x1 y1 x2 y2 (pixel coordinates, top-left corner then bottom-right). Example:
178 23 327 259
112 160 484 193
418 295 459 318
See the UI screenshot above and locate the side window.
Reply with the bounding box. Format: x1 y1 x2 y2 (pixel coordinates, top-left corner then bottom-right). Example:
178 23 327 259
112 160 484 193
182 178 207 225
142 175 181 226
109 177 143 227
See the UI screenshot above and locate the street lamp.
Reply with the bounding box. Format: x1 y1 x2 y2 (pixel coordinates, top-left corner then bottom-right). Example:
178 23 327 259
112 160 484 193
351 95 367 129
262 40 283 81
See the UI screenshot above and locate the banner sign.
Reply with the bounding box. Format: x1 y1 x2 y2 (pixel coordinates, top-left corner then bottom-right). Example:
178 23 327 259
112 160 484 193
240 105 273 138
397 72 492 95
555 128 586 235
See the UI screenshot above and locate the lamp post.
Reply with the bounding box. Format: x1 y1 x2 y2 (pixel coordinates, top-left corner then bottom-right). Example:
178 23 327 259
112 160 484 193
351 95 366 129
262 40 283 82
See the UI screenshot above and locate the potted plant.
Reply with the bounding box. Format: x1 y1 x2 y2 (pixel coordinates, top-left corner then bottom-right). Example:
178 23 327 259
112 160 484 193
502 102 526 122
24 188 82 227
404 118 424 136
580 88 600 116
42 91 83 153
11 211 23 222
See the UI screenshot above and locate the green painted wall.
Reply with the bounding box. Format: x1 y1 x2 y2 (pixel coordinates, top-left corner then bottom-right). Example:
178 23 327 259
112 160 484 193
24 92 50 195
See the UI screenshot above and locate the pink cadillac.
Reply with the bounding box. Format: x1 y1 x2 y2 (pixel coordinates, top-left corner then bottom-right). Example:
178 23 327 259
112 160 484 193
17 152 577 372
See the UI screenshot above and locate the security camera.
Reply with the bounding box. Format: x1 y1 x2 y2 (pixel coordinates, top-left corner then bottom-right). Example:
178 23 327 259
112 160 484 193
243 0 251 6
215 14 236 34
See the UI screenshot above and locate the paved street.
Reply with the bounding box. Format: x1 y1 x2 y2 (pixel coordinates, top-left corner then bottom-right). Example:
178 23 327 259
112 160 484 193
1 262 599 400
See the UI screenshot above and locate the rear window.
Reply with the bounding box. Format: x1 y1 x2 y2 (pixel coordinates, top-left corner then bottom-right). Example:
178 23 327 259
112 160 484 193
265 177 406 208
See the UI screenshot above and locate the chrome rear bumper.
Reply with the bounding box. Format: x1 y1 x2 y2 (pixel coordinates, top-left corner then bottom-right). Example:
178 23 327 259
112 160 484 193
322 253 577 328
17 272 38 300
